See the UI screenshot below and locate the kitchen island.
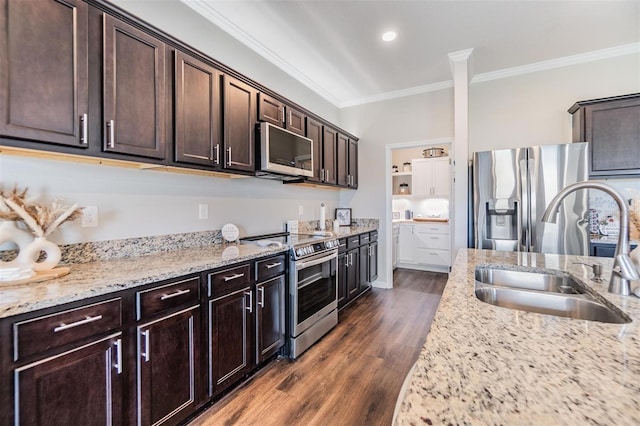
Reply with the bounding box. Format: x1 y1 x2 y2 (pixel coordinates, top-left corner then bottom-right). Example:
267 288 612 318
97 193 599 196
395 248 640 425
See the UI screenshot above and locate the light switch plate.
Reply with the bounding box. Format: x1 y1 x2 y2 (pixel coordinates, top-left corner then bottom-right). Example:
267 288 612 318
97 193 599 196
198 203 208 220
81 206 98 227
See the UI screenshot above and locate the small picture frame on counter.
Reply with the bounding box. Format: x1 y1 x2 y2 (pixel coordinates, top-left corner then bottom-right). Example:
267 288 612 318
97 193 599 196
335 208 352 226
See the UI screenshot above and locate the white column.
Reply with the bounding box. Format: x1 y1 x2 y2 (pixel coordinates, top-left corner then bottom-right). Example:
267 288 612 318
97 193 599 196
448 49 474 254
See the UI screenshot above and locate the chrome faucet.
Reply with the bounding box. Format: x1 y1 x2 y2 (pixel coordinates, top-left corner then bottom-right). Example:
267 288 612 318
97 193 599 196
541 181 639 296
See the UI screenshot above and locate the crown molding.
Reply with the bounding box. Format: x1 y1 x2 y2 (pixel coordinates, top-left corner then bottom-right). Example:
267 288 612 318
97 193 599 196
180 0 342 106
340 81 454 108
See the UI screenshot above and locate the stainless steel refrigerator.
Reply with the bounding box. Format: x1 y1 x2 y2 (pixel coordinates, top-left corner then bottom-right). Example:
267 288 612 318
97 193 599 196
473 142 589 255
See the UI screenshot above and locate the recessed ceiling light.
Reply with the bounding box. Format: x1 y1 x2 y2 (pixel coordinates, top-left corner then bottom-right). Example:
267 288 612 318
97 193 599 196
381 31 397 42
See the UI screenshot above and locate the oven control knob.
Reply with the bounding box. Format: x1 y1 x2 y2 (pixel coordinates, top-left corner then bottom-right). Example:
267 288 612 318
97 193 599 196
296 248 303 258
308 246 314 254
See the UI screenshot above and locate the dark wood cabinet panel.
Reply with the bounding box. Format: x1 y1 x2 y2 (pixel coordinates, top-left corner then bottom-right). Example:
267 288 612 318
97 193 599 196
258 93 283 127
0 0 89 147
174 51 221 167
14 333 123 426
306 118 324 183
208 286 252 396
347 249 359 299
569 93 640 178
322 126 337 185
337 252 348 309
359 244 369 291
137 305 200 426
103 14 166 159
136 276 200 320
369 241 378 282
348 139 358 188
256 275 285 363
223 75 257 172
337 133 349 187
286 106 306 136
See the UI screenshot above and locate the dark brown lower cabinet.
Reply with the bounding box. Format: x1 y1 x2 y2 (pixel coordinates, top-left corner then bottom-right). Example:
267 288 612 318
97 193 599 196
256 275 285 364
347 249 359 299
14 333 123 426
137 305 200 426
337 252 348 308
369 241 379 282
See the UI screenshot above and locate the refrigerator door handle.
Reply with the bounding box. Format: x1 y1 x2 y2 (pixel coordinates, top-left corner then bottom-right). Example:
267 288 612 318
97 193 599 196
520 158 530 252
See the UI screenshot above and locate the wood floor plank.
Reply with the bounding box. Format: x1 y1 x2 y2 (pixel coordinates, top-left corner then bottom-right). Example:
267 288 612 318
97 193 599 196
189 268 447 426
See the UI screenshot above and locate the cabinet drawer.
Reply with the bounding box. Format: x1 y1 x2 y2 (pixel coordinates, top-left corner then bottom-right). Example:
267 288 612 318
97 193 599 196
208 264 251 299
416 248 450 266
370 231 378 242
415 223 449 235
338 238 347 253
256 254 286 282
359 233 370 245
136 276 200 320
416 233 450 250
13 298 122 360
347 236 360 249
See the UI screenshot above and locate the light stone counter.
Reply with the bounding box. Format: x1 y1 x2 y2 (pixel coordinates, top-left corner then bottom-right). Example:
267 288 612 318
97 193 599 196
395 248 640 425
0 243 287 319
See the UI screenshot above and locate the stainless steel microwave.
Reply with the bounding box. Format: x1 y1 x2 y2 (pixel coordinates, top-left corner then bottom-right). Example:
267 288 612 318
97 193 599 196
258 122 313 178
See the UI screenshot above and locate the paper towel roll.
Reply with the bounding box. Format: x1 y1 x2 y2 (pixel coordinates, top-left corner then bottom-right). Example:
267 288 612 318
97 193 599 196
320 203 326 230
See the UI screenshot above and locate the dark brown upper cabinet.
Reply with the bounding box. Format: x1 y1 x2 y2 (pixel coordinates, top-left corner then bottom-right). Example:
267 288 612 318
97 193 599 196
348 138 358 188
103 14 166 159
258 93 306 136
337 133 349 187
0 0 89 147
322 126 338 185
223 75 256 172
569 93 640 178
306 117 324 183
174 51 221 167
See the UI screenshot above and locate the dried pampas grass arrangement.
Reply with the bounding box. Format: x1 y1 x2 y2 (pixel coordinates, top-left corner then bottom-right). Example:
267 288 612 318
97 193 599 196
0 186 83 238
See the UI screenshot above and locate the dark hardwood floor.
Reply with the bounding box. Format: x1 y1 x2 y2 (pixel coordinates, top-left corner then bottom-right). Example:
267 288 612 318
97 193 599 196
190 268 448 426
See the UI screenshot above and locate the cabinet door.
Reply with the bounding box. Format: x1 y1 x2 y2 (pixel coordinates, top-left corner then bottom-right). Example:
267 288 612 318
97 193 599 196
411 159 432 196
257 93 283 127
322 126 337 184
256 276 285 364
348 139 358 188
174 51 220 167
586 97 640 177
15 334 123 426
137 306 199 426
431 157 450 197
103 15 166 159
369 241 378 282
398 225 415 263
0 0 89 147
223 75 256 172
347 250 359 298
208 287 252 396
358 244 370 291
286 106 306 136
306 118 324 182
337 133 350 187
337 252 348 309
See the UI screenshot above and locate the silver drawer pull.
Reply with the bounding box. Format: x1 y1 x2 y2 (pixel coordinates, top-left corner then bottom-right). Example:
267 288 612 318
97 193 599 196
80 113 88 145
258 287 265 308
114 338 123 374
245 291 253 313
224 273 245 282
53 315 103 332
265 262 282 269
141 330 150 362
160 289 191 300
107 120 115 148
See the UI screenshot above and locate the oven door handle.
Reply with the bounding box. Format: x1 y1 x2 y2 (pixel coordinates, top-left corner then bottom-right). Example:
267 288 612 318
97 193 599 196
295 251 337 270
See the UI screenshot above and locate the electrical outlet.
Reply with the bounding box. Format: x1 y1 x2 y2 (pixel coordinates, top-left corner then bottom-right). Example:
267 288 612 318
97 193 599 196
81 206 98 228
198 203 209 220
298 205 304 216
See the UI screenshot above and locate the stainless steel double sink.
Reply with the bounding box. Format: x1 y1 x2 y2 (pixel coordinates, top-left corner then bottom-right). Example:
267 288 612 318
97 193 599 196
474 266 631 324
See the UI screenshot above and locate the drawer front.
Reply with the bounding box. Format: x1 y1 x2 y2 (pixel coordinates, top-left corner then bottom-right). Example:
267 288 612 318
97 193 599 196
347 236 360 250
136 276 200 320
359 233 370 245
208 264 251 299
415 223 449 235
370 231 378 242
416 248 450 266
416 233 450 250
256 254 286 282
338 238 347 253
14 298 122 360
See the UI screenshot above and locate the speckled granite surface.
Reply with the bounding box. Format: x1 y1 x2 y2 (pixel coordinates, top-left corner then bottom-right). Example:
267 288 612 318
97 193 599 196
395 249 640 425
0 224 378 319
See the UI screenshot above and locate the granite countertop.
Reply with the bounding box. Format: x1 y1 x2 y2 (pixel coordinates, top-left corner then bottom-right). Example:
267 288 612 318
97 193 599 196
0 225 378 320
395 248 640 425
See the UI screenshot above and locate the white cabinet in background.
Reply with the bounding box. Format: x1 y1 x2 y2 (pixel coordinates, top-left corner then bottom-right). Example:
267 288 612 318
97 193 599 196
397 222 450 273
398 224 415 263
392 224 399 269
412 157 450 197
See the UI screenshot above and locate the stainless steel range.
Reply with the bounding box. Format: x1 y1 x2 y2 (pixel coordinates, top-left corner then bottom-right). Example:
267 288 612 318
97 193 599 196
242 232 339 359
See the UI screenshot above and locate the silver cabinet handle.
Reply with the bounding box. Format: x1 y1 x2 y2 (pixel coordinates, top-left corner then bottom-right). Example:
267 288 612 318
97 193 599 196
281 107 285 124
160 288 190 300
107 120 115 148
80 113 88 145
141 330 150 362
265 262 282 269
226 146 232 166
224 272 245 282
320 168 325 181
288 110 292 126
114 338 123 374
214 144 220 165
325 170 330 181
245 291 253 313
258 286 265 308
54 315 103 332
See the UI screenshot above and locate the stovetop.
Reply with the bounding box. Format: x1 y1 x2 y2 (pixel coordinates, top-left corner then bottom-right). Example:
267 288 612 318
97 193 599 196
241 231 338 260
